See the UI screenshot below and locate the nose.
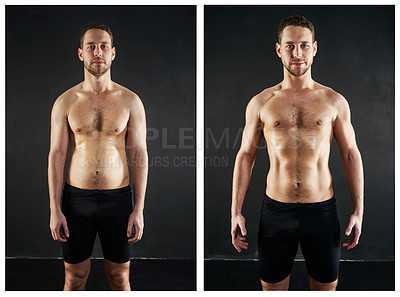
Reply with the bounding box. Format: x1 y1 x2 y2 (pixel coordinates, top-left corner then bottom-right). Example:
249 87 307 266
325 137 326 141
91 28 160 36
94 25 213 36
293 46 302 58
94 46 102 57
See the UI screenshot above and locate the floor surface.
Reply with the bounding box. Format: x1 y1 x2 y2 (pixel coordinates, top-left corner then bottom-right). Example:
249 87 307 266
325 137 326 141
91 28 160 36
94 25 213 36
6 258 196 291
205 260 395 290
6 258 394 291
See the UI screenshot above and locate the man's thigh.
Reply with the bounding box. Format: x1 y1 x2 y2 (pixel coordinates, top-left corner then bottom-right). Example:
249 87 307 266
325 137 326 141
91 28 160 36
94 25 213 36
258 234 299 284
96 188 133 264
308 275 338 291
258 195 300 284
61 219 97 264
299 201 341 283
61 184 98 264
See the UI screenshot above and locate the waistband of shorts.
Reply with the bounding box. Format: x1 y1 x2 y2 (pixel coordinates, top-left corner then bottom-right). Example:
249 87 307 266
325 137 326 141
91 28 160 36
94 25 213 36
264 193 336 208
63 183 131 194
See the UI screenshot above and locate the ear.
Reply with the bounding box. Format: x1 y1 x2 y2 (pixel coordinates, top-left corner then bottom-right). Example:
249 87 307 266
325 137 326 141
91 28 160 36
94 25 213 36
77 48 83 61
275 42 282 58
312 41 318 57
111 47 116 61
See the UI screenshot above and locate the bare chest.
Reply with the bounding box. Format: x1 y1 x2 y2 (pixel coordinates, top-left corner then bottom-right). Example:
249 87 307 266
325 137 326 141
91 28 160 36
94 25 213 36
68 98 129 136
260 96 336 151
261 96 336 132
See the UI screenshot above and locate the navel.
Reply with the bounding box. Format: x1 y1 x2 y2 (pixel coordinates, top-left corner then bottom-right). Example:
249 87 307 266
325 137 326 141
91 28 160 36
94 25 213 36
273 121 280 127
95 170 99 175
316 120 322 125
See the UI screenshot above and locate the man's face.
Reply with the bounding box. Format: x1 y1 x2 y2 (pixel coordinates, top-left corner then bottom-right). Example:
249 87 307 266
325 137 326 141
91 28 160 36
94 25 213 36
78 29 115 77
276 26 317 77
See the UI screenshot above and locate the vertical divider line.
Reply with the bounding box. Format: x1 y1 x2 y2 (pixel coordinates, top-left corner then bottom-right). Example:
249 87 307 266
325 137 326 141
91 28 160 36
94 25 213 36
1 4 6 293
394 3 400 292
196 3 205 292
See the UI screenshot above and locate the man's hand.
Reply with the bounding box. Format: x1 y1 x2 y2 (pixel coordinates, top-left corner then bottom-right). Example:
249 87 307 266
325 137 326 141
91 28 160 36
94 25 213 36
50 210 69 242
127 209 144 243
231 214 248 253
343 213 363 250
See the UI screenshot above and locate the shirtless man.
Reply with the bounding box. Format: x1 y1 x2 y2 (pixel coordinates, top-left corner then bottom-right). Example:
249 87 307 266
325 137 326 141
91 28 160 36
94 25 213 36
48 22 148 291
231 15 364 291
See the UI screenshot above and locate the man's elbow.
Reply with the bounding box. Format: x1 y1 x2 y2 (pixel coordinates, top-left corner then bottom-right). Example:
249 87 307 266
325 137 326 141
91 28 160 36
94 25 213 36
132 147 148 157
130 147 148 167
236 149 256 165
342 148 362 163
48 149 67 164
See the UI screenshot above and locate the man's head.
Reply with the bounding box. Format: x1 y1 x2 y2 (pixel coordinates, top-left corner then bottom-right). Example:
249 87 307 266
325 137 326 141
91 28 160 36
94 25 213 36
276 15 317 77
278 15 315 44
80 22 113 48
78 22 116 77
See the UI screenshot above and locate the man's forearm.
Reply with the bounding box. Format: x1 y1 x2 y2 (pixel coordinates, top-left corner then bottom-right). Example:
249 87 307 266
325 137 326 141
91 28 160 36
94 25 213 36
130 149 148 211
232 151 255 216
48 152 66 212
342 149 364 216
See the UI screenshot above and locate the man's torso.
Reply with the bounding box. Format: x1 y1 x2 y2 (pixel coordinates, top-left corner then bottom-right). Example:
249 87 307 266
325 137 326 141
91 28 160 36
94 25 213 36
62 82 134 189
257 83 339 203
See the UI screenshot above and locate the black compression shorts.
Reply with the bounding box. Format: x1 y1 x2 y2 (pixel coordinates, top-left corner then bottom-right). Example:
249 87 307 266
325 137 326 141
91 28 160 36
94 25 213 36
258 194 341 284
61 183 133 264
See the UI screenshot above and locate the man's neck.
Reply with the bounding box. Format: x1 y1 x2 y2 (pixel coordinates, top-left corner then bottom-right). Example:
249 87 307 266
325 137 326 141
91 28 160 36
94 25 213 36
82 70 113 94
281 68 314 90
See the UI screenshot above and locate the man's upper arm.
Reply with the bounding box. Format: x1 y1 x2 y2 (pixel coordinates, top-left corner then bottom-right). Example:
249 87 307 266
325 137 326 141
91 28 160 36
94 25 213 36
127 94 147 154
333 94 359 158
49 96 69 156
239 97 263 158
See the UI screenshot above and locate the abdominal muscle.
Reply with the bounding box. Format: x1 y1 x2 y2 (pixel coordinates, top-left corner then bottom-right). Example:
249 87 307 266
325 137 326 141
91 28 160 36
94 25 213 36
266 161 334 203
265 133 334 203
66 134 130 190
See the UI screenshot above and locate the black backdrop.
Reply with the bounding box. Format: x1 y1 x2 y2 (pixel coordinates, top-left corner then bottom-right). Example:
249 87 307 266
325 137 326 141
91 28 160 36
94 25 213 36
6 6 196 259
205 5 394 261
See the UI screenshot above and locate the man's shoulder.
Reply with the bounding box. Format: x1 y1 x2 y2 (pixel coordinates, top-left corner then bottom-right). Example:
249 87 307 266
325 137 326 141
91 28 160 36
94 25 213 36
244 84 280 120
52 84 82 111
249 84 281 107
113 82 139 98
112 83 145 116
113 82 142 105
314 82 347 105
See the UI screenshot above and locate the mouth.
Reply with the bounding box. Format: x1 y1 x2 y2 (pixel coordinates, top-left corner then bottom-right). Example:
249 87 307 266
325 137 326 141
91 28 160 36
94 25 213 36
291 61 305 67
92 60 105 65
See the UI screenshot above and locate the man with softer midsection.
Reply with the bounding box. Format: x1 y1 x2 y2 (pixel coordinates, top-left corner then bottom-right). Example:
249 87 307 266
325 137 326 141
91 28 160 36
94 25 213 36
48 22 148 291
231 15 364 291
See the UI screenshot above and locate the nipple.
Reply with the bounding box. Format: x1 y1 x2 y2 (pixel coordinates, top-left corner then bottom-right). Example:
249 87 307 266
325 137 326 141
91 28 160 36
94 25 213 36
115 128 120 132
316 120 322 125
76 128 81 132
273 121 280 127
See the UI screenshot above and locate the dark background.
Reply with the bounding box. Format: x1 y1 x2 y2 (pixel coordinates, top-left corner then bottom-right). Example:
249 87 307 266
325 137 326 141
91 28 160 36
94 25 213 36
6 6 196 259
205 5 394 261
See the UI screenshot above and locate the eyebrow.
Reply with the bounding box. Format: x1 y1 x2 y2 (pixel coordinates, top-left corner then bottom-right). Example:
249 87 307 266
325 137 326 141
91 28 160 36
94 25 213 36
284 41 311 44
85 41 111 45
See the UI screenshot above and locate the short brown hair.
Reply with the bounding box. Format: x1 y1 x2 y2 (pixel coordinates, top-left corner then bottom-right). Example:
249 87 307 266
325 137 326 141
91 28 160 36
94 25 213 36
80 22 113 48
278 15 315 44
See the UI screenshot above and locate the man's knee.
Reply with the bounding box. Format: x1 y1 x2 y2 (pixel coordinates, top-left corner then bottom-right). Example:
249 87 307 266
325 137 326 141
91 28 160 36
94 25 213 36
106 268 129 283
104 261 130 288
64 264 90 289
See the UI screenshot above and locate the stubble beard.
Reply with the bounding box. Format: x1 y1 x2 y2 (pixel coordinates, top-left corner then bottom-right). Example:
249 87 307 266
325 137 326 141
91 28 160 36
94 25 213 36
283 59 312 77
84 60 111 77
